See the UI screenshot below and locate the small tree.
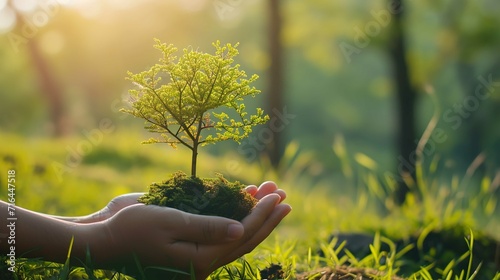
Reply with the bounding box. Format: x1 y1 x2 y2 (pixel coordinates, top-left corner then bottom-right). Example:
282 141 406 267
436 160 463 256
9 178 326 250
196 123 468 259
121 39 269 177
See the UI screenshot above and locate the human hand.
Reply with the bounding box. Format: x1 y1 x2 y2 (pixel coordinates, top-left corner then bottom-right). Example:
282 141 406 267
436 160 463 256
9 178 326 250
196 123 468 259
50 193 144 223
54 181 284 225
245 181 286 202
55 181 284 224
98 192 291 279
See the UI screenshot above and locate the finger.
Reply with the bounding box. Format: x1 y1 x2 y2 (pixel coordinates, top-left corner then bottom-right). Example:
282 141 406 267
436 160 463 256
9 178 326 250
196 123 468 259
244 185 258 196
274 189 287 202
243 203 291 248
85 193 145 223
117 193 145 202
109 193 144 208
175 193 281 258
254 182 286 202
239 193 281 239
166 196 289 273
167 209 245 243
254 181 278 199
217 203 292 265
116 192 145 199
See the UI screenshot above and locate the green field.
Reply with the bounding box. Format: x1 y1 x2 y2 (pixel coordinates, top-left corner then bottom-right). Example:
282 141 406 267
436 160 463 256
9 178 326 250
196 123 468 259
1 1 500 279
1 132 498 279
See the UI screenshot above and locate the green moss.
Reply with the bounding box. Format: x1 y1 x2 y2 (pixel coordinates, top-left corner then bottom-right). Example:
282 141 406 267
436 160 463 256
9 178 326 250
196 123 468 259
138 171 257 221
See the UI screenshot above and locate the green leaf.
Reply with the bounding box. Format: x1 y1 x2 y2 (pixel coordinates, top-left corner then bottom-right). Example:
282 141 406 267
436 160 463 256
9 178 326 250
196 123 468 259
121 39 268 176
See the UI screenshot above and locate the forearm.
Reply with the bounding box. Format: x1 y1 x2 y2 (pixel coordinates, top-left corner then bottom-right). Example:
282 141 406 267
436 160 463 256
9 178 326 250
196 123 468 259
0 201 112 266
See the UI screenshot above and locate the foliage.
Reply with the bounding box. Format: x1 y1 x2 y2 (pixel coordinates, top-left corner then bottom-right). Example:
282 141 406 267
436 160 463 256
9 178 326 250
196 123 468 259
1 132 499 279
1 1 500 177
121 39 269 177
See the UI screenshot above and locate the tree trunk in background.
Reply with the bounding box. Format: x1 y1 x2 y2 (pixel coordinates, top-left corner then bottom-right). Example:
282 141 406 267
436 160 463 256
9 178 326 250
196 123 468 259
12 7 67 137
455 62 484 175
443 0 485 177
388 0 418 205
27 38 67 137
266 0 285 167
455 59 500 176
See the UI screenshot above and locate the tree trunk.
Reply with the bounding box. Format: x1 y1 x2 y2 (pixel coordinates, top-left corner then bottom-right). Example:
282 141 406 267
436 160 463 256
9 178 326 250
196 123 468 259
266 0 285 167
26 38 67 137
455 62 484 175
443 0 484 177
191 143 198 178
388 0 418 205
11 6 68 137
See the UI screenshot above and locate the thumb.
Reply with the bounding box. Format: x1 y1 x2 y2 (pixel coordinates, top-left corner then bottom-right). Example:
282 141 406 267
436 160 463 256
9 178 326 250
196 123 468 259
170 211 244 243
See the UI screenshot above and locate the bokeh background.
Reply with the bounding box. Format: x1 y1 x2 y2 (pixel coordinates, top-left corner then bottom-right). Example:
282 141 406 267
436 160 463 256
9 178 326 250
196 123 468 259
1 0 500 240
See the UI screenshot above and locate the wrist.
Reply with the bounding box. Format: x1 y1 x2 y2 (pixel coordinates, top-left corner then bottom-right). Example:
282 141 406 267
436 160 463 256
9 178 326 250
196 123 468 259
75 221 116 269
24 218 115 269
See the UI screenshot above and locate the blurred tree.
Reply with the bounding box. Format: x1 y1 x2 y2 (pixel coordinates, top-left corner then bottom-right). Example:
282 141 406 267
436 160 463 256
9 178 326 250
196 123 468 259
443 1 500 175
282 0 500 201
25 38 67 136
406 0 500 176
281 0 419 202
8 3 68 136
266 0 285 167
386 0 500 203
388 0 418 205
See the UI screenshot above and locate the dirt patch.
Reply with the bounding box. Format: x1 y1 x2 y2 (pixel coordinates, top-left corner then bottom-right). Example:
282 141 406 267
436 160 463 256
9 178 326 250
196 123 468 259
296 266 405 280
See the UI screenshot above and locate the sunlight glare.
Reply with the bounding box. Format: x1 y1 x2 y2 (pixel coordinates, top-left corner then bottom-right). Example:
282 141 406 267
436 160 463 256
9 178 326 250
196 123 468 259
0 6 16 33
12 0 37 13
40 30 65 55
177 0 207 12
107 0 143 10
64 0 102 19
65 0 144 18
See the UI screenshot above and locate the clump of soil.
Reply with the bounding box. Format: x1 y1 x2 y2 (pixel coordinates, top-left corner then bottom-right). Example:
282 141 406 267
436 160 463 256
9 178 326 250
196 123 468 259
259 263 285 279
138 171 257 221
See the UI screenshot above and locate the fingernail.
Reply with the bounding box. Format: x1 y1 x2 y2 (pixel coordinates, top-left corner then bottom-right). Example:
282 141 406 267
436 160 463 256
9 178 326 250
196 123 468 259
227 223 244 240
266 193 281 204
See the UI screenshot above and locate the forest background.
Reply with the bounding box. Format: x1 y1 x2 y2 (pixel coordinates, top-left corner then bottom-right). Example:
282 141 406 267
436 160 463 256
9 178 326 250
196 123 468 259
0 0 499 246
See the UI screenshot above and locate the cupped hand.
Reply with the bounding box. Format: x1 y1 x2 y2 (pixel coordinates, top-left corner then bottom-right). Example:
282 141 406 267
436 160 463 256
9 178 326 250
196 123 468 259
85 193 144 222
50 193 144 223
100 193 291 279
245 181 286 202
55 182 284 224
53 181 285 225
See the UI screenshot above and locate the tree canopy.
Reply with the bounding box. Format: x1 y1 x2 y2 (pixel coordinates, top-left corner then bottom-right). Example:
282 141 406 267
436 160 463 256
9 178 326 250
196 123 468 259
121 39 269 176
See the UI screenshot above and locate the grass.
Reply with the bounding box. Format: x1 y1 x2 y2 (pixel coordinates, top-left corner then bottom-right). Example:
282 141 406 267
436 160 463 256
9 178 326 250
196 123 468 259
0 131 499 279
